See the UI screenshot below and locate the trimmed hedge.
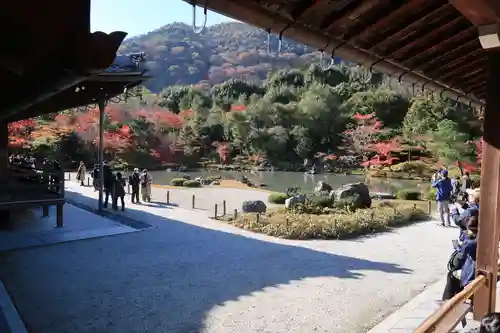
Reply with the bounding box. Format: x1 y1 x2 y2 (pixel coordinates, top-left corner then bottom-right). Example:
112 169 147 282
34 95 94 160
396 189 421 200
170 178 186 186
268 192 289 204
184 180 202 188
205 175 222 182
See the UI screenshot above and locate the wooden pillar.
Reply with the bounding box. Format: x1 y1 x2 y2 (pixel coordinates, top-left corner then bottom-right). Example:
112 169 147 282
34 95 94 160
474 51 500 319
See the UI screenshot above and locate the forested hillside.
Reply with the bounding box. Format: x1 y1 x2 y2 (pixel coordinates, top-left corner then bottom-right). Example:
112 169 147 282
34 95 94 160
8 22 483 173
119 22 317 92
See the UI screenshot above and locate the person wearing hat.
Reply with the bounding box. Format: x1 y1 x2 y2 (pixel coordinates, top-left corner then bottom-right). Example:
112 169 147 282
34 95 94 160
128 168 141 204
140 169 152 202
451 188 480 232
432 169 453 226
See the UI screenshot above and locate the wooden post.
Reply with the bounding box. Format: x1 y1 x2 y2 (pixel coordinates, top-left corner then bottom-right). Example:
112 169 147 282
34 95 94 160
427 201 431 215
474 52 500 319
87 177 90 186
127 183 130 194
192 194 195 209
234 208 238 220
42 206 49 217
214 204 218 219
256 213 260 223
68 173 71 181
56 204 63 228
166 191 170 204
223 200 226 216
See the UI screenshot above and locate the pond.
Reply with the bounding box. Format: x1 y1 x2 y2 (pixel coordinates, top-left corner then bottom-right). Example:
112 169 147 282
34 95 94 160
147 170 428 194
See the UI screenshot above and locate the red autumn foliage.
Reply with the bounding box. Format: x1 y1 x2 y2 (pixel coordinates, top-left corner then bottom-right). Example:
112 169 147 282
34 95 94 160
213 142 230 164
8 120 36 148
230 104 246 112
342 112 383 163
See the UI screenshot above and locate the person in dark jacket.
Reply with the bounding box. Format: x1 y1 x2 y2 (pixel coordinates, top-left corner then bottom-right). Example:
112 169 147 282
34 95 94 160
451 188 480 232
459 211 478 288
103 163 115 209
442 211 478 301
128 168 141 204
91 164 100 191
113 172 126 211
432 169 453 226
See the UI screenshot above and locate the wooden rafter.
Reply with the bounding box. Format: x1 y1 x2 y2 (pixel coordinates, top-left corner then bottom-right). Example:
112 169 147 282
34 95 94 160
391 16 466 62
368 3 452 54
439 57 487 82
425 49 484 77
408 36 479 71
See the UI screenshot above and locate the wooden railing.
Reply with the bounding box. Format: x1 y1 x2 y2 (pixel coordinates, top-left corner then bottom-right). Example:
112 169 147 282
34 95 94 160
414 275 488 333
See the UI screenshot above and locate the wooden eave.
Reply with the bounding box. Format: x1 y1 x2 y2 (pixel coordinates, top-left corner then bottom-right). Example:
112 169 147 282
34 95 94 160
7 73 150 122
186 0 488 108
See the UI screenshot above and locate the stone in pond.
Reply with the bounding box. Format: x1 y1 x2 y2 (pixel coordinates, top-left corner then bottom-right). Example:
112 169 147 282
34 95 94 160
242 200 267 213
332 182 371 209
314 181 332 193
285 194 306 209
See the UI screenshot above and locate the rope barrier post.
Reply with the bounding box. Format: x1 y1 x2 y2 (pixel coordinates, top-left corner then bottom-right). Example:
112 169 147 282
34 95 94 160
166 190 170 204
223 200 226 216
127 183 130 194
214 204 218 219
428 201 432 215
192 194 195 209
68 173 71 181
256 213 260 223
87 177 90 186
234 209 238 220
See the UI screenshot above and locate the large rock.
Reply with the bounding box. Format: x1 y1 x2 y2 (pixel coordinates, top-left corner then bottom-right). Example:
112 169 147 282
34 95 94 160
314 181 333 193
331 182 371 209
242 200 267 213
285 194 306 209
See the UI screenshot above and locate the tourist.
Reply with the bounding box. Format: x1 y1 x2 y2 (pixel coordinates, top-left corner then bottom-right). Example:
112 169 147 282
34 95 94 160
442 211 478 301
91 164 100 191
103 162 115 209
451 188 480 232
465 312 500 332
140 169 152 202
128 168 141 204
76 161 86 186
113 172 126 211
432 169 453 226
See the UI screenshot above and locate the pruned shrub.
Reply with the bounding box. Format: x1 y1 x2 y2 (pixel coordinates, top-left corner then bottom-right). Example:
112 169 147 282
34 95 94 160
268 192 289 204
426 188 437 201
170 178 186 186
206 175 222 182
184 180 202 188
396 189 421 200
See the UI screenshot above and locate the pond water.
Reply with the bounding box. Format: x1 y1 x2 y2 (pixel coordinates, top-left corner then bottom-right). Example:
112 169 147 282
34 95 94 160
147 170 428 194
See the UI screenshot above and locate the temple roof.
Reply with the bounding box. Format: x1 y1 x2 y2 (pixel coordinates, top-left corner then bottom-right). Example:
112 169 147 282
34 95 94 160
1 0 148 121
186 0 489 108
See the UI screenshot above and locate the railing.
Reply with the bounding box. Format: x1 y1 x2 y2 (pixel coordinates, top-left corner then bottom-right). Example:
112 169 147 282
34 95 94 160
414 274 488 333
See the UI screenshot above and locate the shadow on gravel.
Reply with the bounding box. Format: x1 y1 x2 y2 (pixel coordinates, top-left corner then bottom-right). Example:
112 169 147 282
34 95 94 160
0 190 413 333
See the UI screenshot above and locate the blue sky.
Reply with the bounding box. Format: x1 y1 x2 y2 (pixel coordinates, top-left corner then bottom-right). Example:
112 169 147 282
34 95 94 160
91 0 234 37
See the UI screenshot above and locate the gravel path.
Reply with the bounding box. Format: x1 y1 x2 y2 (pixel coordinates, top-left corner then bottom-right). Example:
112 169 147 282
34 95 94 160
0 183 458 333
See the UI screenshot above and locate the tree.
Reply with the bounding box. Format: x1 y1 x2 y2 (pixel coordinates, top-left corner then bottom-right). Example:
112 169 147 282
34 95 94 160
426 119 473 165
342 112 383 163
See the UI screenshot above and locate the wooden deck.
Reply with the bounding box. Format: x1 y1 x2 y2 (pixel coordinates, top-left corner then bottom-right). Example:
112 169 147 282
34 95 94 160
0 165 65 227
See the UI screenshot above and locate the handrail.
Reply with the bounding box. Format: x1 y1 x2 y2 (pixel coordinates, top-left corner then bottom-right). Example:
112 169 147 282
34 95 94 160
415 274 487 333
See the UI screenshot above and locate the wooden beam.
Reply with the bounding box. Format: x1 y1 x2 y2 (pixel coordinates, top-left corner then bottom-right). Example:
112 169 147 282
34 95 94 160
425 49 484 77
369 3 452 54
451 0 500 26
354 0 436 48
439 57 487 82
475 50 500 319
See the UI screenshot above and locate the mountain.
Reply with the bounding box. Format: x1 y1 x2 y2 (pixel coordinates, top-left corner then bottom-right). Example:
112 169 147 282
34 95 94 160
118 22 320 92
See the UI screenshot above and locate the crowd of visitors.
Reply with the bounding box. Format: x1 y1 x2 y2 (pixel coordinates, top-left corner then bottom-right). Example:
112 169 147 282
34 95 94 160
430 165 487 331
76 162 153 211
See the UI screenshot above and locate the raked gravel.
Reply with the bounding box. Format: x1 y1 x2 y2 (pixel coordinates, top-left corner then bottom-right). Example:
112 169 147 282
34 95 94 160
0 182 457 333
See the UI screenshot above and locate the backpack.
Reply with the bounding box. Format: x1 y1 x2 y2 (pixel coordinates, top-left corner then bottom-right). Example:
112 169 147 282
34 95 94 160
448 249 464 272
